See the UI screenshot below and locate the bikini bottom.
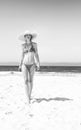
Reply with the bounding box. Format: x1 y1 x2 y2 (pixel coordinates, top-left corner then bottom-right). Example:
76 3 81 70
23 63 35 72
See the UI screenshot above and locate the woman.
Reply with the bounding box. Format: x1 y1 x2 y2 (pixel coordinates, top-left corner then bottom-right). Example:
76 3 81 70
18 31 40 104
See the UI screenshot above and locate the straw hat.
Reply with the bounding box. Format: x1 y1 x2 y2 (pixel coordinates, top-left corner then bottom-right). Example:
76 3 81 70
18 30 37 41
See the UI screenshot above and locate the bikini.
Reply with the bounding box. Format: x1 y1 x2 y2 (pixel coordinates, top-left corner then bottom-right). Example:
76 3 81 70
23 43 36 72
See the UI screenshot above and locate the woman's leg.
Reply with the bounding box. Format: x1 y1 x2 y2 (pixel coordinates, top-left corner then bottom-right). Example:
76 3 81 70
28 64 35 101
22 64 30 103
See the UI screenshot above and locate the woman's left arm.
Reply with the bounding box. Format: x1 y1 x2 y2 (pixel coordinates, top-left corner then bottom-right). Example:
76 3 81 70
34 43 40 70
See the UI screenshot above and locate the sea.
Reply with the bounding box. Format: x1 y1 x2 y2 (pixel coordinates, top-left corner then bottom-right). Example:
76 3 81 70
0 62 81 73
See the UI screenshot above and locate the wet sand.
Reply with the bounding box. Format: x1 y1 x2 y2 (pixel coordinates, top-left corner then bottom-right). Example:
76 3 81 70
0 72 81 130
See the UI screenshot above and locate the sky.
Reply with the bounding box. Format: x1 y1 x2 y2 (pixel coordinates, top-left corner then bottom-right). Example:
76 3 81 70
0 0 81 65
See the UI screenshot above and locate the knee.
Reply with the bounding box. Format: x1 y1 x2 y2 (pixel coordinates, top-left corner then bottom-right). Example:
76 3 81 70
28 76 33 82
24 79 29 84
24 79 32 84
28 77 33 82
28 79 32 83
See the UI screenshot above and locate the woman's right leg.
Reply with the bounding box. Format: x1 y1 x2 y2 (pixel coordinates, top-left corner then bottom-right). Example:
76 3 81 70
22 64 30 103
28 64 35 101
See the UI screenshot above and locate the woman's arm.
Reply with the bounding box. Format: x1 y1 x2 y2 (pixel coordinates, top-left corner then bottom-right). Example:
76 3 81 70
19 44 24 66
34 43 40 69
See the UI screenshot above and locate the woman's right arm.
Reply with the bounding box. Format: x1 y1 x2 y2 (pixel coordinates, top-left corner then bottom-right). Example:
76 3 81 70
19 45 24 67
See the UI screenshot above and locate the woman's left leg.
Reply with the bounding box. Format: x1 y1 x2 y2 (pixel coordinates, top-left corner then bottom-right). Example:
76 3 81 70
28 64 35 102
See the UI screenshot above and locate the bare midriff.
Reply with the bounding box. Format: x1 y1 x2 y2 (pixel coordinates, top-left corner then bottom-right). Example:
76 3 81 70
23 52 35 65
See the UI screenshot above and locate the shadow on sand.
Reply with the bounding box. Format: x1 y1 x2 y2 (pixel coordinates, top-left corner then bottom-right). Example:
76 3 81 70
32 97 73 103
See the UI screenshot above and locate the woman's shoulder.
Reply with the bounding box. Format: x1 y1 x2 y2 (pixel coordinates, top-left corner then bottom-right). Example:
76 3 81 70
22 43 26 46
21 43 26 47
21 43 26 50
32 42 37 48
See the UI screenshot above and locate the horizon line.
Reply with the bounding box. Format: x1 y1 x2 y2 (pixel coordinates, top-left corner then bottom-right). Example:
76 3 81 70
0 62 81 66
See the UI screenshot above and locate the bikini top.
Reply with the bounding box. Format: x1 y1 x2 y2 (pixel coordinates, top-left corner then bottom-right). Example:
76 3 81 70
23 43 36 53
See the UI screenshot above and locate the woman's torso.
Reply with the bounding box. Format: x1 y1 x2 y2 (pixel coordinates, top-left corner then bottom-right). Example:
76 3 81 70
22 42 36 65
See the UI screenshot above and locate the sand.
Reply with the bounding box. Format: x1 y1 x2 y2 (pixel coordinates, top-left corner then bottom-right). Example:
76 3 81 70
0 71 81 130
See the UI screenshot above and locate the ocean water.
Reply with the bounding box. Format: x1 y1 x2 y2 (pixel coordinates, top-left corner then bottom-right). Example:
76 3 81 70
0 66 81 73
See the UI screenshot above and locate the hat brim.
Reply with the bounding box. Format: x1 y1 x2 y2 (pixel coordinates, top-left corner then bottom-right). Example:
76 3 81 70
18 33 37 41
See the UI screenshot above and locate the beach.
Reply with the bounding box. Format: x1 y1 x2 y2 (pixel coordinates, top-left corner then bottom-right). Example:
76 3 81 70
0 71 81 130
